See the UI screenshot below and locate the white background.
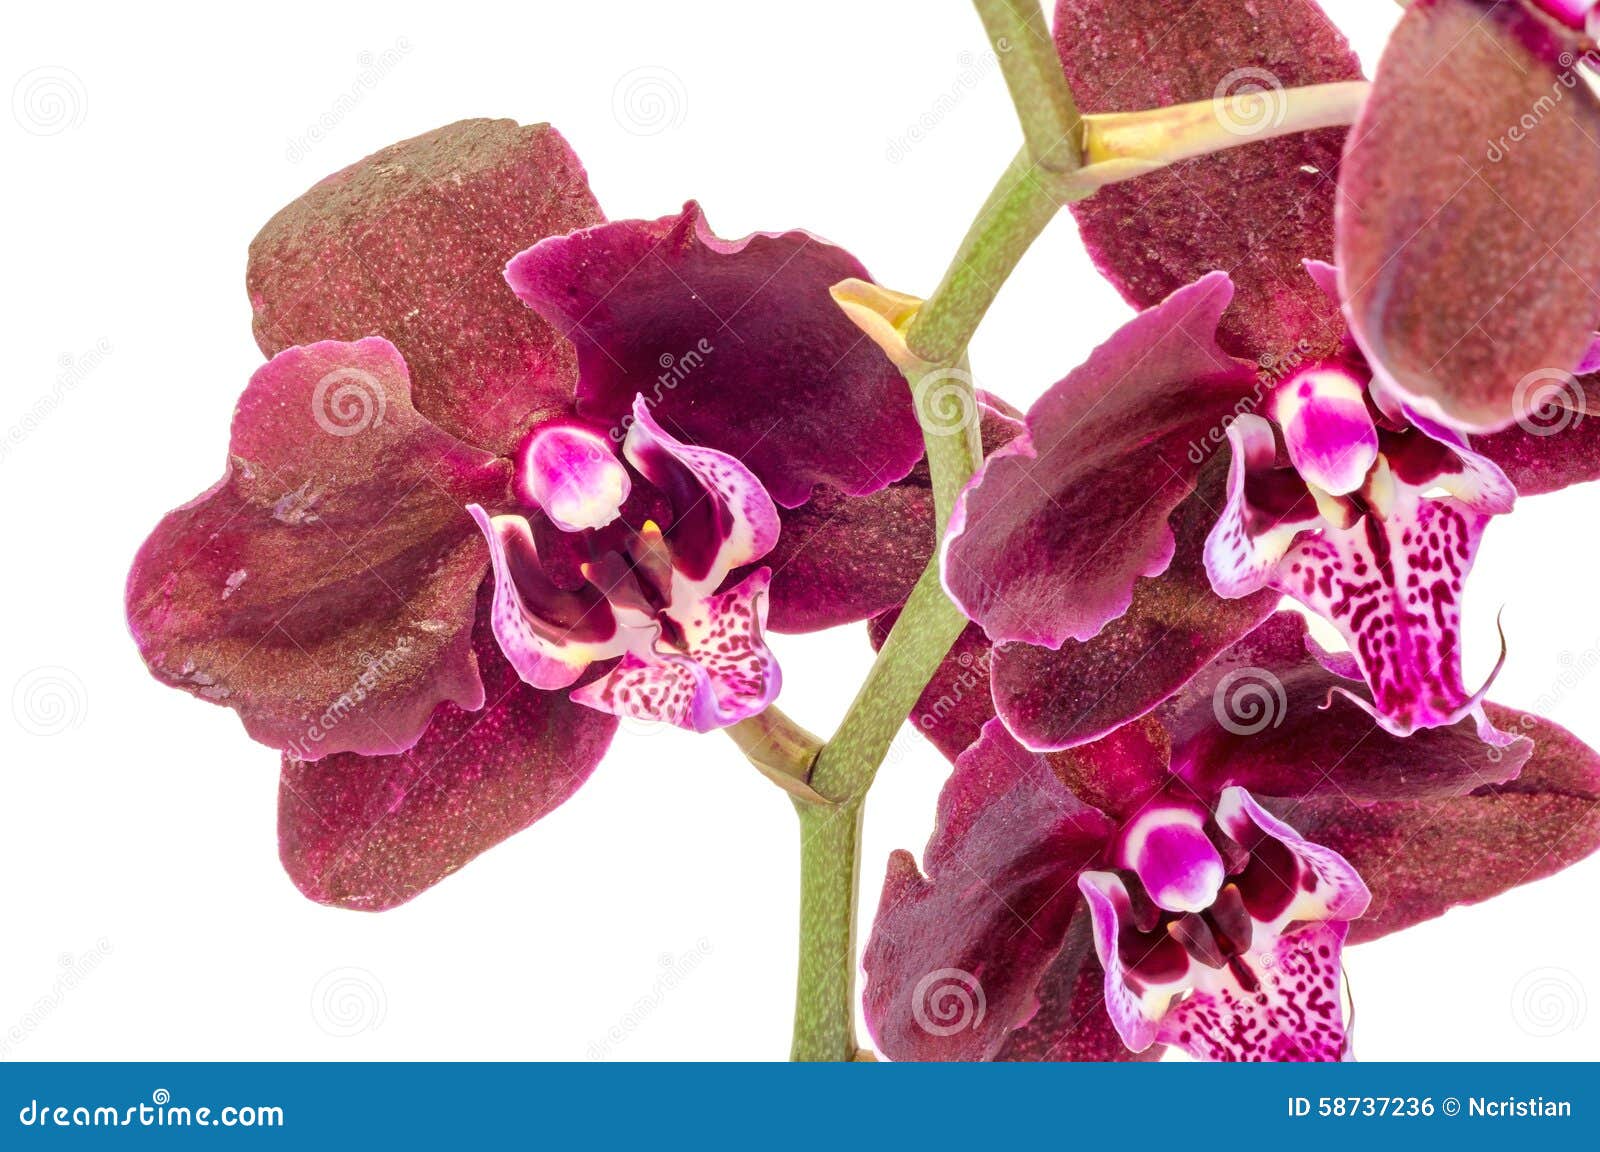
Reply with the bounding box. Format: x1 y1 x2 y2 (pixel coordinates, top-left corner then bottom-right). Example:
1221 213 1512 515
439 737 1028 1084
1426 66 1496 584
4 0 1597 1062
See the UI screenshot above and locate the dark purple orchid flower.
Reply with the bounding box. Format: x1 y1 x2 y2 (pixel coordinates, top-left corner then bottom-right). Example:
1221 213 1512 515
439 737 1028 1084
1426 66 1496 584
924 0 1600 753
127 119 919 909
468 399 782 731
862 613 1600 1062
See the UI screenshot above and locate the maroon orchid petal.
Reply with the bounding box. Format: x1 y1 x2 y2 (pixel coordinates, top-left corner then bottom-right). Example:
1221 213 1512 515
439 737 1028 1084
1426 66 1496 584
279 580 618 910
1055 0 1363 361
762 484 934 633
944 273 1260 648
990 909 1160 1062
249 119 602 455
1475 372 1600 495
1337 0 1600 433
1269 704 1600 944
862 720 1116 1061
1158 612 1530 802
988 458 1278 752
504 201 922 509
127 338 510 760
759 399 1024 633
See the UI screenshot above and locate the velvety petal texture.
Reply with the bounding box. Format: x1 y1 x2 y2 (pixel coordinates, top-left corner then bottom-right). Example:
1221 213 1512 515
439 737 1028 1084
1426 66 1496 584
1055 0 1363 361
989 462 1277 751
505 201 922 508
127 338 510 760
1273 704 1600 943
248 119 602 454
863 721 1117 1060
1159 613 1531 804
761 400 1023 633
279 581 618 910
1337 0 1600 432
944 273 1259 648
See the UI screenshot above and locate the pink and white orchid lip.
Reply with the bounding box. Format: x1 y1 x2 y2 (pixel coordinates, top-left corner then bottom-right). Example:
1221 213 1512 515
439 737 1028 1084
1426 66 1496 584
517 422 631 533
470 395 783 733
1269 362 1377 498
1206 352 1518 739
1081 786 1371 1062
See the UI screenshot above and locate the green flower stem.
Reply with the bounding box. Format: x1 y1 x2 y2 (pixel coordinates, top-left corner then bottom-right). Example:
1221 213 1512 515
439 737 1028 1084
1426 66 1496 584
973 0 1082 173
905 147 1070 367
789 799 865 1061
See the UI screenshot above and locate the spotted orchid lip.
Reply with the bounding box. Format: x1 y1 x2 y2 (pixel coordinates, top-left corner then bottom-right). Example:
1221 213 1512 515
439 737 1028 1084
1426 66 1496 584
468 394 783 733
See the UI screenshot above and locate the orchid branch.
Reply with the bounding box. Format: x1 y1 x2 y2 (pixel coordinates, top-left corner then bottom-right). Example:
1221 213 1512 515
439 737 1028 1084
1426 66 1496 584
777 0 1368 1063
973 0 1082 173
